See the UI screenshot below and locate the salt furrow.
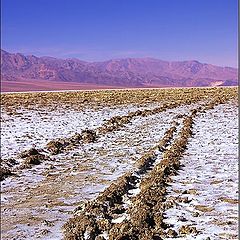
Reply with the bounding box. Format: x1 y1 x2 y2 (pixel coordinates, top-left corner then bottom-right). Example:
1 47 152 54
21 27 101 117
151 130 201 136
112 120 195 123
2 93 204 162
0 104 194 240
1 88 237 240
109 118 184 226
33 100 196 156
1 102 161 159
63 109 198 239
164 101 238 240
1 99 204 182
105 113 197 239
63 97 234 239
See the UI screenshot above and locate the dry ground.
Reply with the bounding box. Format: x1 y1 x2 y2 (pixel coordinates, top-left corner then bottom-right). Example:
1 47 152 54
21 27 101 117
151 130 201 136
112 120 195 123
0 87 238 240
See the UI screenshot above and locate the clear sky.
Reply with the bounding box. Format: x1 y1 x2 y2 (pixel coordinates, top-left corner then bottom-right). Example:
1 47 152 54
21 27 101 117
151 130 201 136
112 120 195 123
1 0 238 67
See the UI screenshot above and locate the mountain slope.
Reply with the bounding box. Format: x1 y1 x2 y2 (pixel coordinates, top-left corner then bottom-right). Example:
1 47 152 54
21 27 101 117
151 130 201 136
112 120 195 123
1 49 238 89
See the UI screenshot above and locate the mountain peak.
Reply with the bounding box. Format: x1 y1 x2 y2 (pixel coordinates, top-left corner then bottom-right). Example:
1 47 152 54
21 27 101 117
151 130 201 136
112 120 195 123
1 49 237 90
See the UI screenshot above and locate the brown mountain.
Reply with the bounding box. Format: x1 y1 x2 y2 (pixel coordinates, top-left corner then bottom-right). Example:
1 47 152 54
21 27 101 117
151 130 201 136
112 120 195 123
1 49 238 91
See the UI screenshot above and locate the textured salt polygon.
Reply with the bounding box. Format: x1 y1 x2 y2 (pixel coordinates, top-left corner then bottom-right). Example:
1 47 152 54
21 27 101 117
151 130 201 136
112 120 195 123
164 101 238 240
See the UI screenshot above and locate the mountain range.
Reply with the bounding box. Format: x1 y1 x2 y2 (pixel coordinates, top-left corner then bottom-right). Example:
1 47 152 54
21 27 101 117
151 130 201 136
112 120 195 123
1 49 238 91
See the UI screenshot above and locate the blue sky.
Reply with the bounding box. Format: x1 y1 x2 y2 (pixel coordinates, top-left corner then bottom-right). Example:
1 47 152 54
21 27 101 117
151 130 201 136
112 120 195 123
1 0 238 67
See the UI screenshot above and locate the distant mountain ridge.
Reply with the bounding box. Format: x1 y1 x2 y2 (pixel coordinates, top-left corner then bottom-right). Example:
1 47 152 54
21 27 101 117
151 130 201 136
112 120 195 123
1 49 238 89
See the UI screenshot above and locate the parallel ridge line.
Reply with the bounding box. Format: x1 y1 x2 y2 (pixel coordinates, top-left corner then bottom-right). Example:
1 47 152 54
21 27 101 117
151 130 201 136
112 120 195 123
63 96 229 240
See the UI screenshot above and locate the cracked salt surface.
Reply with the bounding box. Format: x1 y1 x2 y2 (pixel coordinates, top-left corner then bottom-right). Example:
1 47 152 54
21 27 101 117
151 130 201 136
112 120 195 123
164 101 238 240
1 102 161 159
1 103 195 240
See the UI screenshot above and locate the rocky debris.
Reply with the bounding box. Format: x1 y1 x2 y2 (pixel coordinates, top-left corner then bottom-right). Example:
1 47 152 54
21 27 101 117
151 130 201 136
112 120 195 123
46 140 66 154
22 155 42 165
135 126 177 173
97 173 137 206
218 197 238 204
45 102 183 154
135 151 156 174
192 212 200 217
174 113 186 119
94 96 198 136
99 115 131 133
46 130 95 154
166 229 178 237
46 136 80 154
2 77 238 112
178 197 192 203
19 148 46 158
179 216 188 222
42 220 55 227
81 129 97 143
157 126 176 151
19 148 49 167
195 205 215 212
0 167 13 181
70 133 82 143
1 158 18 168
182 189 198 195
95 236 106 240
0 158 18 181
108 222 139 240
40 229 51 236
64 214 99 239
123 115 195 238
18 148 40 158
179 225 198 235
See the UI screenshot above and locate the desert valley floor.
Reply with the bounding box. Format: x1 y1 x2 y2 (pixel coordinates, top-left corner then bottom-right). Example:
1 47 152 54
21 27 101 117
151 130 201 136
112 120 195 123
0 87 238 240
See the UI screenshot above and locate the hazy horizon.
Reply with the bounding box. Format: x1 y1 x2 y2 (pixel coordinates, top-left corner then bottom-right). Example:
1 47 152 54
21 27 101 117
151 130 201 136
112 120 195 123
2 0 237 68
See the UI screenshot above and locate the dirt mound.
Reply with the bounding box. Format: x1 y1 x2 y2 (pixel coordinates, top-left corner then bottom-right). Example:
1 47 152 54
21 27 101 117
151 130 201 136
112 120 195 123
19 148 49 168
47 140 66 154
81 129 97 143
0 167 13 181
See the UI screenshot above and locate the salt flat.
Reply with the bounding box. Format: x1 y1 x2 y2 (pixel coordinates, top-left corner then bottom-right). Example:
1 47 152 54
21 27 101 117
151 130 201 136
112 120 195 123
0 87 238 239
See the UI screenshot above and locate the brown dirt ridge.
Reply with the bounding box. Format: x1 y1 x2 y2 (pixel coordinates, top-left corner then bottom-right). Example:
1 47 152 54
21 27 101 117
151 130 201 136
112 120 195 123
0 86 238 240
62 94 235 239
